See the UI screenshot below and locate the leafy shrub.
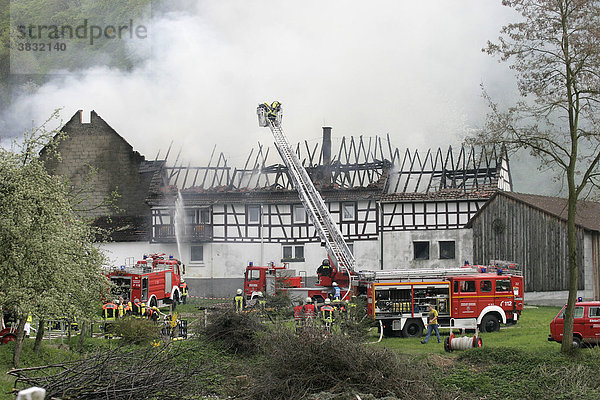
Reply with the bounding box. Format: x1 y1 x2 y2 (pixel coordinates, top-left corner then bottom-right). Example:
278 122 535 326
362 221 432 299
110 317 161 345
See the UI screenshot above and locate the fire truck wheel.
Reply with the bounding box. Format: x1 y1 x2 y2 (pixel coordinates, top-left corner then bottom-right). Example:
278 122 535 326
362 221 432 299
401 320 423 338
1 333 17 345
480 314 501 333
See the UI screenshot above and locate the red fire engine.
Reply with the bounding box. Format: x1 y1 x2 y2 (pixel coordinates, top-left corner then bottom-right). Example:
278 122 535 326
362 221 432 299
243 261 351 302
107 253 185 308
362 262 524 336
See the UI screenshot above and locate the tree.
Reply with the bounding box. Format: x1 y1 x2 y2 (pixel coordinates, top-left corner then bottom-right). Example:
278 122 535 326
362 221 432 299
474 0 600 352
0 115 108 367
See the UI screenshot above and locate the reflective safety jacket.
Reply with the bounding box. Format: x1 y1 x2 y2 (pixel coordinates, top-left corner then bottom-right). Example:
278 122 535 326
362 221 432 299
103 303 118 321
321 305 335 323
234 295 246 312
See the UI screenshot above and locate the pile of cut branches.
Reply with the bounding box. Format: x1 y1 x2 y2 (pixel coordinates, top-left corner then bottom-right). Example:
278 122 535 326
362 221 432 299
8 343 214 399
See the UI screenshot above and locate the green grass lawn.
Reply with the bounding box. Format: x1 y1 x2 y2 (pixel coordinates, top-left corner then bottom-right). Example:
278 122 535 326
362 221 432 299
372 305 563 355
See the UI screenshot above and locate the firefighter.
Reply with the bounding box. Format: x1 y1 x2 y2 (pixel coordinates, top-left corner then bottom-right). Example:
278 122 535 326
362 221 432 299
293 301 305 333
320 298 335 333
24 314 33 338
181 280 189 304
332 282 341 301
140 301 147 317
117 301 125 318
234 289 246 312
303 297 316 326
102 302 118 338
132 299 141 316
317 259 332 278
267 101 281 122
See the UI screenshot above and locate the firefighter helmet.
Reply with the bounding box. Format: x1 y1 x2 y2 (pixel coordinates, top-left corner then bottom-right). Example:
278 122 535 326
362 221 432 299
322 259 330 266
324 298 331 304
306 297 312 303
332 282 338 287
236 289 242 295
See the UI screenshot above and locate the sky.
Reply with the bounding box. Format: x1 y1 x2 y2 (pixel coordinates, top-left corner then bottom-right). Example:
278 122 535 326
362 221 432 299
1 0 556 194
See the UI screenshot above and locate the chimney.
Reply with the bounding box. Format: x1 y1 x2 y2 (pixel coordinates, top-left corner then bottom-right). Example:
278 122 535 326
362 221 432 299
322 127 332 165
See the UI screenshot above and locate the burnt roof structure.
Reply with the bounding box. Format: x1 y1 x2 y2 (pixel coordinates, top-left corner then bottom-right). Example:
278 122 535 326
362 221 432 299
148 130 511 206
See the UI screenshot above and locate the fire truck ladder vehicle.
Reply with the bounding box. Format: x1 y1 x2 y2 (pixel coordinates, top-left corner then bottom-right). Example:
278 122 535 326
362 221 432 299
257 103 355 297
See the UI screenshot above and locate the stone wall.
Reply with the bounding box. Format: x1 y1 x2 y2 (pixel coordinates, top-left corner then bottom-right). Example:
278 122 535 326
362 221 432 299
42 110 155 239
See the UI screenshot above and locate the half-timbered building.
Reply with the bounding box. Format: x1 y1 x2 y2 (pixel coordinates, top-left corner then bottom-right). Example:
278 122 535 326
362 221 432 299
47 111 513 298
99 127 511 297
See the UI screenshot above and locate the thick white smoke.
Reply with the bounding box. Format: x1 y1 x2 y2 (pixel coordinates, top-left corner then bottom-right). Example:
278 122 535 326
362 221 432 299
1 0 556 193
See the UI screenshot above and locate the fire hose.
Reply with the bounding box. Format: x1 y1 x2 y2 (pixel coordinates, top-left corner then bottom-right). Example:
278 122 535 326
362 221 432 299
444 332 483 352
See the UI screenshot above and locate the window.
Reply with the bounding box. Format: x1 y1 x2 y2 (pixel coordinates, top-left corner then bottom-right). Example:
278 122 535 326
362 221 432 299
439 241 455 259
342 202 355 221
589 307 600 317
294 245 304 259
186 208 211 224
282 244 305 262
293 205 306 223
480 280 492 293
199 208 211 223
191 245 204 262
559 307 584 319
460 280 476 292
247 205 261 223
495 279 511 292
453 281 459 293
347 243 354 255
413 241 430 260
248 269 261 281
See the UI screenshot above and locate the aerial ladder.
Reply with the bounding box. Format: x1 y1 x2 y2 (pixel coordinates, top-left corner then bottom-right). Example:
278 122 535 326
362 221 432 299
257 102 355 296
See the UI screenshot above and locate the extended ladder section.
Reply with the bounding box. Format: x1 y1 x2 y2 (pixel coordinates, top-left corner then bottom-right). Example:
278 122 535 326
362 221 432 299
257 104 356 275
359 267 481 281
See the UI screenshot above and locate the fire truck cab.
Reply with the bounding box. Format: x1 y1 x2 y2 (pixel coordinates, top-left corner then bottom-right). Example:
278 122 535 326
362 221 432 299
243 263 304 298
364 265 524 337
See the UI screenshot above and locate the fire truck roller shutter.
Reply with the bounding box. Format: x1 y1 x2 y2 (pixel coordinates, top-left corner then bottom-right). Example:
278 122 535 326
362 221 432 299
477 306 506 333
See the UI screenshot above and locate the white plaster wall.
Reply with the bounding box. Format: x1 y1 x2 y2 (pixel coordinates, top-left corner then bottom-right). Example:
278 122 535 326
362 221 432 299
584 232 594 299
382 229 473 269
99 242 179 267
354 240 380 271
